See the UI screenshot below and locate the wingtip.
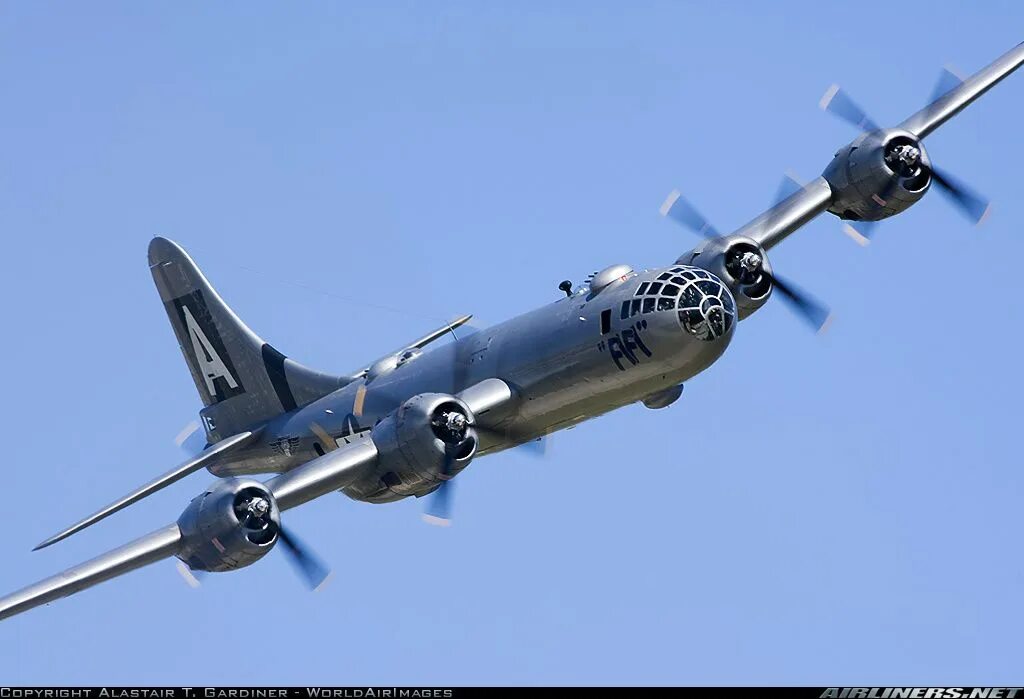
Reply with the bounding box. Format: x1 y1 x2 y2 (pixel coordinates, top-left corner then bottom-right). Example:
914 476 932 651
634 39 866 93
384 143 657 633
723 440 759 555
32 533 65 552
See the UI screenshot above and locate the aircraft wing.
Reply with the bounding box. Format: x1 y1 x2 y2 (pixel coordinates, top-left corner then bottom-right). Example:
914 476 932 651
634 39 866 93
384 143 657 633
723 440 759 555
33 429 263 551
730 176 834 251
0 438 380 623
0 378 516 623
0 525 183 622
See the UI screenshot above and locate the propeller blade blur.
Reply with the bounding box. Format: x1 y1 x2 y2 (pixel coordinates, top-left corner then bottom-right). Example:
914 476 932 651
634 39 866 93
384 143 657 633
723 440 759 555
841 221 875 247
422 480 453 527
174 420 206 456
422 449 455 526
929 66 965 104
773 172 803 206
660 190 719 238
928 166 991 224
660 186 831 335
763 270 832 332
277 527 332 591
175 560 204 589
516 437 547 458
819 84 879 132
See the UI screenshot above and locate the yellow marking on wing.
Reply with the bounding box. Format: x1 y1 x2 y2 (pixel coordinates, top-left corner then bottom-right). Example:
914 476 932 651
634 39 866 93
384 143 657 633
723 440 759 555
353 384 367 417
309 422 338 452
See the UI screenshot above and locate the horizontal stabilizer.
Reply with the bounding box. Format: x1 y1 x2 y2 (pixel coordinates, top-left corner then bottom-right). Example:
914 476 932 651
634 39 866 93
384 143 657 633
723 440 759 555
34 429 261 551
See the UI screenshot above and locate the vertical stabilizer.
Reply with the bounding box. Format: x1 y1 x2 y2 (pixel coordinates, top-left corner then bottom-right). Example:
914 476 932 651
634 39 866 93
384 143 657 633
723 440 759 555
148 237 350 441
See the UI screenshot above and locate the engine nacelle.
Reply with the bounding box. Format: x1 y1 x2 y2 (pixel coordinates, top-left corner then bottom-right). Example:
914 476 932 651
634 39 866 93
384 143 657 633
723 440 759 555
822 128 932 223
343 393 478 503
679 235 773 320
175 478 281 573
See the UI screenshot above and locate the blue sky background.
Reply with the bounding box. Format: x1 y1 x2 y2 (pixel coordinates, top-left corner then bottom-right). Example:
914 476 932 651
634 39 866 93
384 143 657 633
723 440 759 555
1 1 1022 685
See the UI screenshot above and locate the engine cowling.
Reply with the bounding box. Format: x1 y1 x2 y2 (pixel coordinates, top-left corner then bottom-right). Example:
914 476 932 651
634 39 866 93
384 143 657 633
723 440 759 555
175 478 281 573
822 128 932 223
343 393 479 503
679 235 773 319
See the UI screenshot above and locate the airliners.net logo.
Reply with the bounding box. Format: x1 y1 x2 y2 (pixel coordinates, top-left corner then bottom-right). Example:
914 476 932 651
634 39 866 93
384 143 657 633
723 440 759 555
821 690 1021 699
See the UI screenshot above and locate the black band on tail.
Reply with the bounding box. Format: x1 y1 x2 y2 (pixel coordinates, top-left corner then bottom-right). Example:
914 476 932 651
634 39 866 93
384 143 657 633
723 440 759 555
261 344 298 412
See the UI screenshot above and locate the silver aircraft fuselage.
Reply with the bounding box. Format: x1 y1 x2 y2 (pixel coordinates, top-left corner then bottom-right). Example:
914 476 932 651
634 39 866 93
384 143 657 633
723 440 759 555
215 263 737 502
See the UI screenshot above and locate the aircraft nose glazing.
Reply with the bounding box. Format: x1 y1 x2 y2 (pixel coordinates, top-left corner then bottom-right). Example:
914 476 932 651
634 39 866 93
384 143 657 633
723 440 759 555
676 270 736 341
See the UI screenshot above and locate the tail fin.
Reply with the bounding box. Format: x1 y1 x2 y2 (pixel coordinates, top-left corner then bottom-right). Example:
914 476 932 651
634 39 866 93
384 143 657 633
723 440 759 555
148 237 350 442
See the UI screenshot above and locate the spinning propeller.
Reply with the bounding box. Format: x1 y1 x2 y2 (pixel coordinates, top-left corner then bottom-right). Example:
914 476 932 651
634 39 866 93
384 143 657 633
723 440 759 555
420 402 543 526
173 424 329 585
174 420 207 457
821 66 991 242
661 188 832 333
180 490 331 591
233 491 330 589
421 408 470 527
276 526 332 591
